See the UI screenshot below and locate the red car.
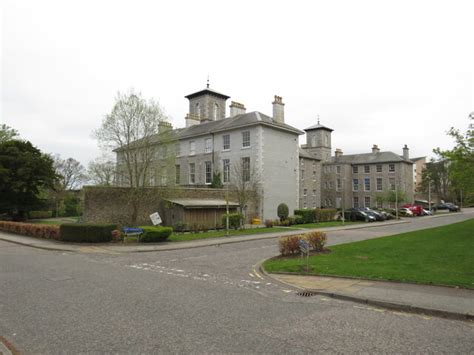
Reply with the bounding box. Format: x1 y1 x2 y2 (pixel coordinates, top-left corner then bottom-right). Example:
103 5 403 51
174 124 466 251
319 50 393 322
401 204 424 216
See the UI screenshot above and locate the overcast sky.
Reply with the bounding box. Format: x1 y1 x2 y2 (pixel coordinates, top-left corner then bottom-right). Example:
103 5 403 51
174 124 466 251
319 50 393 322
2 0 473 167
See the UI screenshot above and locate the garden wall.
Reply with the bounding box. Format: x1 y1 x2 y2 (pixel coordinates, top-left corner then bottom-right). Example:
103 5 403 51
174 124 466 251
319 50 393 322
82 186 251 226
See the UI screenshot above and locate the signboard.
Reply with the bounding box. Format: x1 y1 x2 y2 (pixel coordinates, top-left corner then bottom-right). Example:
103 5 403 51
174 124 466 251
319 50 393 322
298 239 310 255
150 212 162 226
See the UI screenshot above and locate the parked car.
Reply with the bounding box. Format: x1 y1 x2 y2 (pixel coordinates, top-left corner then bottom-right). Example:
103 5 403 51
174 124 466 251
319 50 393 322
379 210 396 220
401 204 424 216
423 209 433 216
398 208 414 217
344 209 376 222
436 202 459 212
357 207 386 221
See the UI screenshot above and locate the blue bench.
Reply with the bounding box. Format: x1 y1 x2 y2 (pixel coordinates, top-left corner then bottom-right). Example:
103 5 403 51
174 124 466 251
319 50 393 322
122 227 144 242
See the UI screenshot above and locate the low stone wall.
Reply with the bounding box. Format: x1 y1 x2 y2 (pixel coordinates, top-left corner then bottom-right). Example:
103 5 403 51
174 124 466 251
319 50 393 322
82 186 250 226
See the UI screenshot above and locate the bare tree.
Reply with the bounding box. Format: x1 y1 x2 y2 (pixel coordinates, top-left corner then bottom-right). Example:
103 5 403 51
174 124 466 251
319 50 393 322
93 89 174 223
53 155 88 190
230 156 261 224
88 154 116 186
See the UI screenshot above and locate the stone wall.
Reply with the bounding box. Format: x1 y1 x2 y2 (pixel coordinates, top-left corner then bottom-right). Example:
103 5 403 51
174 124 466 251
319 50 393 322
82 185 254 226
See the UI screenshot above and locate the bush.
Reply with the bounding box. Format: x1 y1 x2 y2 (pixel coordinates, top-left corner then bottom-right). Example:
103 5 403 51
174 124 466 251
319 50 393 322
305 231 327 252
0 221 60 240
294 215 305 225
279 235 303 255
28 210 53 219
221 213 243 230
60 223 117 243
277 203 289 222
294 208 316 224
173 222 187 232
265 219 274 228
287 216 296 225
315 208 337 222
139 226 173 243
280 219 290 226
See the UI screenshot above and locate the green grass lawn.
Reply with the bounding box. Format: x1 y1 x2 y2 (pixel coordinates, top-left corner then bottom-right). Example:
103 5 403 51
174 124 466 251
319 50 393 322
263 219 474 289
291 221 362 229
169 227 291 242
28 217 79 225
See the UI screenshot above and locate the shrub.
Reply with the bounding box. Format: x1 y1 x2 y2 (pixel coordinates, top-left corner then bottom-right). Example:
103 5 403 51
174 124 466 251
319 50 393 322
304 231 327 252
0 221 60 240
277 203 289 222
265 219 274 228
60 223 117 243
279 235 303 255
221 213 243 230
294 215 305 225
315 208 337 222
139 226 173 243
287 216 296 225
280 219 290 226
294 208 316 224
173 222 187 232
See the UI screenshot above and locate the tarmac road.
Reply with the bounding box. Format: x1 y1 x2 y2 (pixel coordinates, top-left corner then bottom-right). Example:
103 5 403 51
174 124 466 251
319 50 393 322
1 212 473 353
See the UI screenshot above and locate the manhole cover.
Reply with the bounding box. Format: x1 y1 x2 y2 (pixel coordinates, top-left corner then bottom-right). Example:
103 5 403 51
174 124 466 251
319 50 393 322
296 291 316 297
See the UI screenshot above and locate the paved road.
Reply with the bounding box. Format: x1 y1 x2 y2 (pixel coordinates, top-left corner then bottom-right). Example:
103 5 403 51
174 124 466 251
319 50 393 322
1 213 473 353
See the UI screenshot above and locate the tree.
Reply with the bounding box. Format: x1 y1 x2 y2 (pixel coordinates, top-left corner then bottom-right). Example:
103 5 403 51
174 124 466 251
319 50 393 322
53 155 88 190
230 157 261 224
0 140 57 220
420 159 452 202
88 154 116 186
277 203 289 221
432 113 474 205
93 89 173 223
0 124 19 143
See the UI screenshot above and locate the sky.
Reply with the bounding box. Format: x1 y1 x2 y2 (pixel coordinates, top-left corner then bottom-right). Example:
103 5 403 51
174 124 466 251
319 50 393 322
2 0 473 167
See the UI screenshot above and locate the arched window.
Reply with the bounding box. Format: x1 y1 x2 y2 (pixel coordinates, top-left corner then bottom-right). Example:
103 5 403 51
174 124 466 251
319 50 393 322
195 103 200 117
213 103 219 119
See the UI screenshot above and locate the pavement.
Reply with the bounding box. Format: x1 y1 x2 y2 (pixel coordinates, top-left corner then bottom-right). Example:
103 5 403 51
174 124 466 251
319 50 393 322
1 212 473 322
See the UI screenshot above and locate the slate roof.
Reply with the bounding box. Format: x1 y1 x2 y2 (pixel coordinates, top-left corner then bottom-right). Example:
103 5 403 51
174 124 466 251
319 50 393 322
328 151 413 164
165 198 239 208
185 87 230 100
304 123 334 132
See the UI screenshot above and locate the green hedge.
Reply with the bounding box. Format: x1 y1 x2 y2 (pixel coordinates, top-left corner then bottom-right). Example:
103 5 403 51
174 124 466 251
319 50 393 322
59 223 117 243
221 213 243 230
28 210 53 219
294 209 316 223
139 226 173 243
315 208 337 222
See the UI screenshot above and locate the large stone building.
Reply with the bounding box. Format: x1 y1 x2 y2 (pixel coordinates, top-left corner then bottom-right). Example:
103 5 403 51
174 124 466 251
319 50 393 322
115 84 415 222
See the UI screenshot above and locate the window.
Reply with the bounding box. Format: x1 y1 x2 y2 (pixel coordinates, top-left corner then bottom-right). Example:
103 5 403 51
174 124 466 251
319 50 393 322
303 188 307 196
189 141 195 156
223 159 230 183
149 174 155 186
364 165 370 174
389 202 395 209
189 163 195 184
175 165 180 184
313 170 316 181
389 164 395 172
242 157 250 182
312 201 316 208
376 199 383 208
364 177 370 191
175 143 181 157
389 178 396 190
353 179 359 191
376 164 382 173
204 138 212 153
328 181 333 189
353 166 358 174
223 135 230 150
336 166 341 174
336 179 341 191
364 196 371 208
376 178 382 191
312 189 316 196
205 161 212 184
242 131 250 148
353 196 359 208
303 201 307 208
301 169 304 180
312 161 316 169
160 169 167 186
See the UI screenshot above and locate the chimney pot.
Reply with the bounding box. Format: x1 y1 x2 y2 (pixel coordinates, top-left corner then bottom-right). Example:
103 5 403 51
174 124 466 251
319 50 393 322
403 144 409 160
372 144 380 154
229 101 246 117
335 148 343 158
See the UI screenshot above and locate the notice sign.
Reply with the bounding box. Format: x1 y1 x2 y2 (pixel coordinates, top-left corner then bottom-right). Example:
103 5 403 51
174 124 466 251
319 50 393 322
150 212 162 225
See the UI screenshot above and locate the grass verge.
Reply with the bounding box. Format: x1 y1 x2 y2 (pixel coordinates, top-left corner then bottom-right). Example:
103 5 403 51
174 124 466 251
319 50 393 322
291 221 362 229
263 219 474 289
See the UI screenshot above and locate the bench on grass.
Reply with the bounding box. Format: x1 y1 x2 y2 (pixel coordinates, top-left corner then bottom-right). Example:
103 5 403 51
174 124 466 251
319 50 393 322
122 227 144 242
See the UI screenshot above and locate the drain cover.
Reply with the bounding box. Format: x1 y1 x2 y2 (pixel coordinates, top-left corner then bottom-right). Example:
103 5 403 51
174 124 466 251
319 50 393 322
296 291 316 297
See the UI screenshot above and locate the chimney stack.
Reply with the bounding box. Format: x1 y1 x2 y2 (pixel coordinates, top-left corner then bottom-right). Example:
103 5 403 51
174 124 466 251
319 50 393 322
229 101 246 117
335 148 343 158
372 144 380 154
159 121 173 133
185 113 200 127
403 144 409 160
272 95 285 123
